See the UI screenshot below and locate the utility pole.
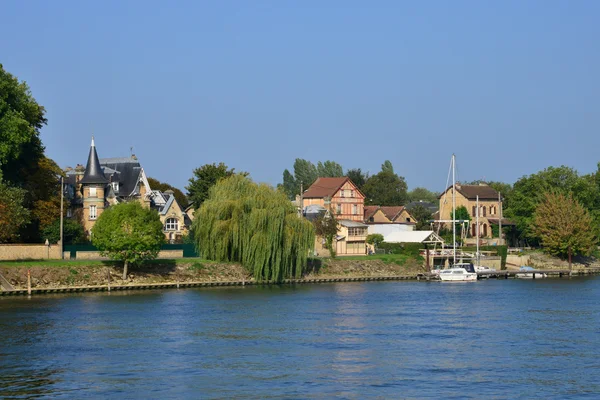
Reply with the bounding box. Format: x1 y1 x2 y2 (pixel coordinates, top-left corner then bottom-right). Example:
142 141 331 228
60 176 64 259
498 191 503 246
299 181 303 217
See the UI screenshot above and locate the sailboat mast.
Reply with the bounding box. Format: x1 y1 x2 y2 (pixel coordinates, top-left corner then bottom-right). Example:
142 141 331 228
476 195 480 265
452 154 456 265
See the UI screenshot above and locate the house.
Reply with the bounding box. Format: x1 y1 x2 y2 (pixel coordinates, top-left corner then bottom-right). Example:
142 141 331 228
364 205 416 237
438 183 512 241
65 137 190 241
302 177 368 255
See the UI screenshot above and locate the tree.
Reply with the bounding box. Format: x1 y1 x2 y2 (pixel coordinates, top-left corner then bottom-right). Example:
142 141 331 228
346 168 368 191
313 212 339 258
532 192 596 270
147 177 189 208
450 205 471 243
0 182 30 243
407 187 439 203
0 64 47 185
317 161 344 177
507 166 583 245
362 161 408 206
186 162 244 209
194 174 314 282
366 233 384 248
42 219 85 245
410 204 433 230
92 202 165 280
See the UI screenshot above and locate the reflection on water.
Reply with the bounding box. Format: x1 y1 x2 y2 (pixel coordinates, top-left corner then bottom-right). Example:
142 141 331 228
1 278 599 398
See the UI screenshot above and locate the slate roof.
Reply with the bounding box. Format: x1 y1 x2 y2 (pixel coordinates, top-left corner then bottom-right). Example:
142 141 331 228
303 177 350 198
99 157 142 197
440 184 500 200
80 138 108 185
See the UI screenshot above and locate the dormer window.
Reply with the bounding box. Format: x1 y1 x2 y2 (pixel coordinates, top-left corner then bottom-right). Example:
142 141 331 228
89 187 97 198
112 182 119 193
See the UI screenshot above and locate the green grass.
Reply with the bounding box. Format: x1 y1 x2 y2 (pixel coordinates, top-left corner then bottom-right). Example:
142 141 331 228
0 257 223 268
318 253 417 262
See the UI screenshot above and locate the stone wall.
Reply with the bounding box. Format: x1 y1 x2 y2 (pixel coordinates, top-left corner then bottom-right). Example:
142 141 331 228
0 244 62 261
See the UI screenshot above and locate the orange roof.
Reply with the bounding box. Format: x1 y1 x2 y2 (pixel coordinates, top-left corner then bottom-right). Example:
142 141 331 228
303 177 351 198
379 206 406 221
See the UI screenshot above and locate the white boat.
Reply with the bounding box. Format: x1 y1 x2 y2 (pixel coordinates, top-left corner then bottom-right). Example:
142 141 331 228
516 266 547 279
439 263 478 281
474 265 497 277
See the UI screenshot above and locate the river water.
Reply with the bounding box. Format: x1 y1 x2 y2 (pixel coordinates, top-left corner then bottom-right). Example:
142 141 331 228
1 278 599 399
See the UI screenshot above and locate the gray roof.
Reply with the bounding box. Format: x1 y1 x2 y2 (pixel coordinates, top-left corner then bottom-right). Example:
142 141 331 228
80 139 109 185
339 219 368 228
100 157 142 197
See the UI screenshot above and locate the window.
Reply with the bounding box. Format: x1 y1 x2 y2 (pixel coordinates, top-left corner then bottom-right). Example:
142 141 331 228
472 206 477 216
165 218 179 231
89 187 97 197
89 205 97 220
483 206 487 217
350 190 355 198
112 182 119 193
348 227 366 236
67 208 72 218
341 190 345 197
352 204 358 214
336 204 342 214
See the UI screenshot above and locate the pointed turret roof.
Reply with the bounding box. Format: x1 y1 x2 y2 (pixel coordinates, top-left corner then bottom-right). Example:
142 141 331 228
80 136 109 184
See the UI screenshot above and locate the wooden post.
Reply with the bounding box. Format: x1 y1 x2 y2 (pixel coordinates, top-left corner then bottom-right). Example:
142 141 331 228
27 269 31 295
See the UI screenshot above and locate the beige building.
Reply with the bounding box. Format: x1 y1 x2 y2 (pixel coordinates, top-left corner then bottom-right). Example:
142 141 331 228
438 183 506 239
66 138 190 241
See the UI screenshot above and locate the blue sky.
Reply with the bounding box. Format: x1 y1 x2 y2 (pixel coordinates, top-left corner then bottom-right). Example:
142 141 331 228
3 1 599 193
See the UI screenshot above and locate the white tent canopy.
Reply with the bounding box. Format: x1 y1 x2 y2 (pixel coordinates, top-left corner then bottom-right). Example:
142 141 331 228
383 231 444 244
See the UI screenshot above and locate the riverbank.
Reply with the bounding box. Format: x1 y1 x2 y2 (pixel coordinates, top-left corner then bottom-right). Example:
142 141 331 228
0 254 425 291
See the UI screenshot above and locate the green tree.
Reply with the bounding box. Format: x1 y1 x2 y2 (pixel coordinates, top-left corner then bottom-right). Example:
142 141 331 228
186 162 244 209
407 187 439 203
0 182 30 243
532 192 596 270
317 161 344 177
281 169 297 200
313 212 339 258
92 202 165 280
362 161 408 206
366 233 384 248
148 177 189 208
0 64 47 185
42 219 85 245
410 204 433 230
451 205 471 242
346 168 368 191
506 166 583 245
194 174 314 282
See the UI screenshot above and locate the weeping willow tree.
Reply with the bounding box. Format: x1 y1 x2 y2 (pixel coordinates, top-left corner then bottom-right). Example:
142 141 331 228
194 174 314 282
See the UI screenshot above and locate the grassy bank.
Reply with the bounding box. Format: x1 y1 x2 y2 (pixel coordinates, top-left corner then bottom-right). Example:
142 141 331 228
0 255 424 290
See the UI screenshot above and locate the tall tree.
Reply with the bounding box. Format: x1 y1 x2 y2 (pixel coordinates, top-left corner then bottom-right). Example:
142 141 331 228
316 161 344 177
194 175 314 282
410 204 433 230
186 162 244 209
407 187 439 203
148 177 189 208
42 219 85 245
92 202 165 280
0 64 47 186
345 168 368 191
506 166 583 245
0 182 30 243
362 161 408 206
532 192 595 270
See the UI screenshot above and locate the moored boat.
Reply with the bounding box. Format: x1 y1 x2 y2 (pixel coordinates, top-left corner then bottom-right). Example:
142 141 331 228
516 266 547 279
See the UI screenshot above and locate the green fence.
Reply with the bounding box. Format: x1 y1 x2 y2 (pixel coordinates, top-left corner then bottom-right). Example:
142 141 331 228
64 244 199 259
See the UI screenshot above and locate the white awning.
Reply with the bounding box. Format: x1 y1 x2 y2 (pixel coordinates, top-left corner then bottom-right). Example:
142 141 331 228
383 231 444 244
